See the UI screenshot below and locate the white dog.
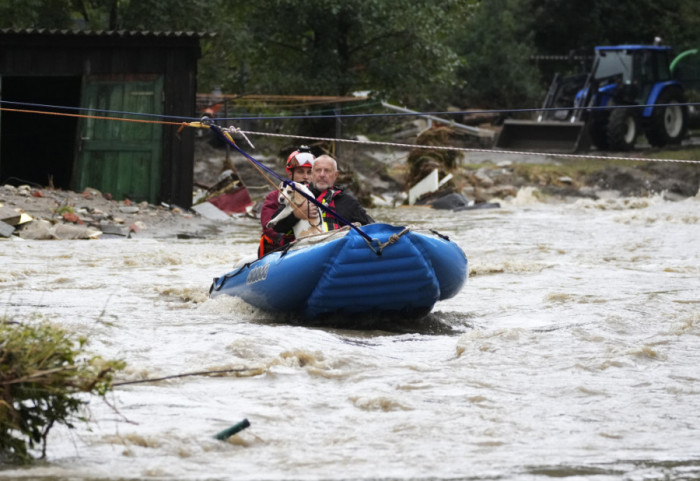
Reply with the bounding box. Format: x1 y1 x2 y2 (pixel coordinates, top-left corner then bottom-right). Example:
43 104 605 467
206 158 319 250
267 183 323 239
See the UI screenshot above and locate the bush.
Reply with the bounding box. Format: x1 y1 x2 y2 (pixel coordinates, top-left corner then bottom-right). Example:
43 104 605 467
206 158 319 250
0 319 125 464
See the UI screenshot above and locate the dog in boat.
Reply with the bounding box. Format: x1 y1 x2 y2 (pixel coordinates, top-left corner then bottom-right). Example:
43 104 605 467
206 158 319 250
267 182 323 239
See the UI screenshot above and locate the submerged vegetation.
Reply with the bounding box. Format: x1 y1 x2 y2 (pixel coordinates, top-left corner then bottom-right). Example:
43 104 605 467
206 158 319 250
0 318 125 464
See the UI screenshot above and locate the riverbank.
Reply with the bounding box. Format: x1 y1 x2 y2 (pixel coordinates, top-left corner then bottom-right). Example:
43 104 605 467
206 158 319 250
2 141 699 240
0 184 219 240
196 134 700 206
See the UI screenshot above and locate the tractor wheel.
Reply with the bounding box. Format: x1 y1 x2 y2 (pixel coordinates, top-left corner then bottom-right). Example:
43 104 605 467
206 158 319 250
589 119 609 150
645 88 688 147
607 108 637 151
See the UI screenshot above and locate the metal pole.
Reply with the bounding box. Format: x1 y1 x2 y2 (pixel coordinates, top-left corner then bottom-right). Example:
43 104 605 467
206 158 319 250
334 103 342 158
380 101 494 138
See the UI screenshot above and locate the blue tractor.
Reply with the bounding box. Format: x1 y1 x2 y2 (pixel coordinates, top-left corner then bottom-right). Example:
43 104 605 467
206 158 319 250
496 45 689 152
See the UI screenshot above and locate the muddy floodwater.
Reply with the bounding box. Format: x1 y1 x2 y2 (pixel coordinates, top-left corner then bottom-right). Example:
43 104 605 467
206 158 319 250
1 189 699 480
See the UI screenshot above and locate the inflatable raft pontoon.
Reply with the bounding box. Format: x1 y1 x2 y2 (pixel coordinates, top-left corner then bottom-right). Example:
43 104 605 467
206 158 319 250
209 223 467 319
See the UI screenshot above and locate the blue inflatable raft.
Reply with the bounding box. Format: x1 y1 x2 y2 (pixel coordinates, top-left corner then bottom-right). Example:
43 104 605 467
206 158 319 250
209 223 467 319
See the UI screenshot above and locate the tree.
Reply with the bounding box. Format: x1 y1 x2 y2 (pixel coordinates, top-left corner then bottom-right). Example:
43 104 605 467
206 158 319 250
202 0 473 108
0 0 74 28
0 0 221 32
531 0 700 54
659 0 700 51
3 0 698 118
117 0 219 31
451 0 542 109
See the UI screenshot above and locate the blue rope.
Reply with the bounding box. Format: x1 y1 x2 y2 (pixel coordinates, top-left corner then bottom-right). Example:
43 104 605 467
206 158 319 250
0 99 195 121
3 98 700 124
206 122 374 244
215 102 700 121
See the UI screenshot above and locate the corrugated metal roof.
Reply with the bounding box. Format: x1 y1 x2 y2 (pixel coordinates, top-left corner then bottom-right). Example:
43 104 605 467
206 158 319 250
0 28 214 38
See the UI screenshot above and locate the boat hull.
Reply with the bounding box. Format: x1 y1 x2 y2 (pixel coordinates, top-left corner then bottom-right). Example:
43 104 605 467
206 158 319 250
209 224 467 319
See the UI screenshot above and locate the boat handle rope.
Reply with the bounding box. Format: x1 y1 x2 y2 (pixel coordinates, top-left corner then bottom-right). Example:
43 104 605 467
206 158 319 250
185 118 375 245
364 226 453 255
429 228 451 241
210 264 249 291
363 226 411 255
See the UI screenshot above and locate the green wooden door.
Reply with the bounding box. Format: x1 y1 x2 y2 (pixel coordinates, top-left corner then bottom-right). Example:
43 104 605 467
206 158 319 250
75 76 163 203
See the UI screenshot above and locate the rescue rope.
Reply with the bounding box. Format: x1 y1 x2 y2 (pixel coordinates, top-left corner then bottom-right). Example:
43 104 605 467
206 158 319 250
185 119 375 244
1 100 698 164
0 106 184 125
4 97 700 122
212 101 700 122
0 99 193 121
232 129 700 165
208 123 327 234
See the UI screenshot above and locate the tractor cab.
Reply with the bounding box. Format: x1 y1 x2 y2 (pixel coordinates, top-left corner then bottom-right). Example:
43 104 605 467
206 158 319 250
591 46 673 109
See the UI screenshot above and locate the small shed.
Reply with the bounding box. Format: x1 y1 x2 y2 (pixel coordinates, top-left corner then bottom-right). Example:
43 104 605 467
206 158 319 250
0 28 206 207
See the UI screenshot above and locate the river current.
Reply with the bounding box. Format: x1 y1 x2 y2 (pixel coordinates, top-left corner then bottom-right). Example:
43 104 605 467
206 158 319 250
1 188 699 480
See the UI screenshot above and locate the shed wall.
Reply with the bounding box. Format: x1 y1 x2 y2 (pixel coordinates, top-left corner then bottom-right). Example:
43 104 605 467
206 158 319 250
0 31 199 207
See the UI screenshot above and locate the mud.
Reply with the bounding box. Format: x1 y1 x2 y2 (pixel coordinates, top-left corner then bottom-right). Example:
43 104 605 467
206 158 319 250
0 184 221 240
2 138 698 240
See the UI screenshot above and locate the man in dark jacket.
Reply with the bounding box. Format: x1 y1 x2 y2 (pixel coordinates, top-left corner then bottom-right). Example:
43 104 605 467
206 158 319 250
271 154 373 236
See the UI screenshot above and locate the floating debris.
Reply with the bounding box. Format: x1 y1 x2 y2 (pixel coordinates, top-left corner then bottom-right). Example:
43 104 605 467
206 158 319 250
213 419 251 441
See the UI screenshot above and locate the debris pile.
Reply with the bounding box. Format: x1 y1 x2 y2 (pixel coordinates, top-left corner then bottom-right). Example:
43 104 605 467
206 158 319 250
0 184 195 240
405 126 503 209
191 169 253 220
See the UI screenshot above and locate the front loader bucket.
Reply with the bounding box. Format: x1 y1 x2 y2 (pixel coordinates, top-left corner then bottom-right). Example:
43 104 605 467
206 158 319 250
495 120 590 153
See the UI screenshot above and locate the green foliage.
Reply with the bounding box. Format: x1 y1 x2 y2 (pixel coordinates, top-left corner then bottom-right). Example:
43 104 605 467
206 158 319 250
0 319 125 464
2 0 700 115
451 0 542 109
117 0 221 31
664 2 700 51
205 0 473 108
0 0 222 31
531 0 700 54
196 1 254 94
0 0 74 28
53 205 75 215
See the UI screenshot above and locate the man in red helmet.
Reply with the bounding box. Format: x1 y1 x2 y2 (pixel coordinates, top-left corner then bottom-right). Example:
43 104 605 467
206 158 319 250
258 146 316 257
269 154 373 236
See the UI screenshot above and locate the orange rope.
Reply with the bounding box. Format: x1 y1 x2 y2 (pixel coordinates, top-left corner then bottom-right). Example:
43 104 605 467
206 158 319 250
0 104 289 191
0 106 183 126
198 93 368 102
180 121 283 193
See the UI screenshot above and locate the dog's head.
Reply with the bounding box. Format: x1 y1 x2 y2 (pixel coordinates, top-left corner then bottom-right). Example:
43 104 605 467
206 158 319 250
277 183 307 206
278 182 313 205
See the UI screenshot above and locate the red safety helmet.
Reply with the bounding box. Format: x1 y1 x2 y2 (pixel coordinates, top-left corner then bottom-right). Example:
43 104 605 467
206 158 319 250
286 147 315 174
